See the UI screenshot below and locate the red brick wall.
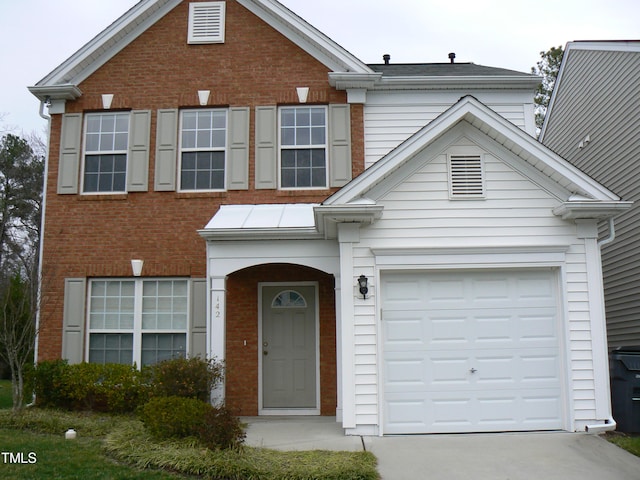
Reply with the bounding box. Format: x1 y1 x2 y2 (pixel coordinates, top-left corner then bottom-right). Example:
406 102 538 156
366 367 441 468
38 0 363 361
225 264 336 416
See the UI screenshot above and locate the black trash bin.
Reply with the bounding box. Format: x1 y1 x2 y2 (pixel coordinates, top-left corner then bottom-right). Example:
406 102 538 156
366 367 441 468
610 347 640 433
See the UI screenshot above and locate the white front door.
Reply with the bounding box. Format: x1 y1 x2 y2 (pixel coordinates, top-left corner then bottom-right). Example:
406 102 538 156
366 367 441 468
382 269 563 434
261 285 318 413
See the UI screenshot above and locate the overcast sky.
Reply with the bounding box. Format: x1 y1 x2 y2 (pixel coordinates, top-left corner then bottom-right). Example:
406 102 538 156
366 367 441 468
1 0 638 137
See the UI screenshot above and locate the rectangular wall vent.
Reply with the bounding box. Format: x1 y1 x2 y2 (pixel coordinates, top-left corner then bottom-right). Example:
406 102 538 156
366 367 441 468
449 154 485 198
188 2 226 44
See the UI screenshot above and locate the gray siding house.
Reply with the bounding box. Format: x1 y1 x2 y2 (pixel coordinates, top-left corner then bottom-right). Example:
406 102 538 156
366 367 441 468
540 40 640 348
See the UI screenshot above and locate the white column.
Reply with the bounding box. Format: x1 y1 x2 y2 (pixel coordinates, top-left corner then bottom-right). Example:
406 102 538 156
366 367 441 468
210 275 226 405
577 220 612 420
337 223 360 429
334 273 343 422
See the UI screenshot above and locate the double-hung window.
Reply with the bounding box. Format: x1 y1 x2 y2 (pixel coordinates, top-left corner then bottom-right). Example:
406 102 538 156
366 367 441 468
83 112 130 193
280 106 327 189
88 279 188 366
180 109 227 191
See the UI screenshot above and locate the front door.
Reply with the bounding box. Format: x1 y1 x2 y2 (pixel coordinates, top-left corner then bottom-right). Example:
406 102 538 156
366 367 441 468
261 285 317 412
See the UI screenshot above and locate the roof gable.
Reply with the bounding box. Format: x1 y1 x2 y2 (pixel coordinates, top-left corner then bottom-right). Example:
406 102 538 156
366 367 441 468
324 96 622 207
29 0 371 101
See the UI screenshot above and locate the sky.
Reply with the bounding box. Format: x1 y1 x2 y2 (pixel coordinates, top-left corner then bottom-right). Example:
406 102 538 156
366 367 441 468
1 0 638 137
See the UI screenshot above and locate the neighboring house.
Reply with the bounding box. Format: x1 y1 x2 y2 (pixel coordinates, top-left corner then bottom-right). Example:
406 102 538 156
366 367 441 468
29 0 631 435
540 40 640 350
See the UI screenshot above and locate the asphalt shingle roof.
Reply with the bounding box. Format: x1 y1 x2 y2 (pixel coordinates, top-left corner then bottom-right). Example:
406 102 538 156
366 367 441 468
368 63 534 77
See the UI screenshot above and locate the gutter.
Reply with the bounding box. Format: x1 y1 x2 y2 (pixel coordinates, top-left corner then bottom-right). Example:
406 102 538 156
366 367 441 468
582 218 620 432
585 418 617 434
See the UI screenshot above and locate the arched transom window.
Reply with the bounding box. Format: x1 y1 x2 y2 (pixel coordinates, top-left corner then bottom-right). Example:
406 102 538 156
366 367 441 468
272 290 307 308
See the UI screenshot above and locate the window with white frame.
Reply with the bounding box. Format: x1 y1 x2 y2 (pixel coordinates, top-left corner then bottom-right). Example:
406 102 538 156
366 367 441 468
180 109 227 190
83 112 130 193
280 106 327 189
88 279 188 366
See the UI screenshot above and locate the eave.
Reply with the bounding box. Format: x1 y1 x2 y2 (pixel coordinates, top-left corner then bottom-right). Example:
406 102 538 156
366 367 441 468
553 201 633 220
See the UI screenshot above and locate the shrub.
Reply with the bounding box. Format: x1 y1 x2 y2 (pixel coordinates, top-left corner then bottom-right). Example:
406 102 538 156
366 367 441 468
30 359 69 408
139 396 245 450
139 396 211 439
143 357 223 402
198 405 246 450
31 361 149 413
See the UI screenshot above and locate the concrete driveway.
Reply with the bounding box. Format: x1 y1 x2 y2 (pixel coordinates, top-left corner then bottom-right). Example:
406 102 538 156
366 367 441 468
243 417 640 480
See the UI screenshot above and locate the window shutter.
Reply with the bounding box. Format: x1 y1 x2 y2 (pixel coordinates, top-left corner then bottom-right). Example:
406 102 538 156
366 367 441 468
127 110 151 192
62 278 86 364
449 154 485 197
188 2 226 44
154 109 178 191
227 107 250 190
58 113 83 194
190 279 207 359
255 106 277 189
329 104 352 187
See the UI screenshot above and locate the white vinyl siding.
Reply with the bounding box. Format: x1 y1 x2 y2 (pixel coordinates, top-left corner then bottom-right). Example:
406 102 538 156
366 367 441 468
188 2 226 44
341 133 599 432
364 91 533 167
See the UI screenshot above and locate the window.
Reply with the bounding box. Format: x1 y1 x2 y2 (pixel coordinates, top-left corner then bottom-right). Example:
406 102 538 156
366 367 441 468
188 1 226 44
448 154 485 198
83 112 130 193
88 279 188 366
180 109 227 190
272 290 307 308
280 106 327 189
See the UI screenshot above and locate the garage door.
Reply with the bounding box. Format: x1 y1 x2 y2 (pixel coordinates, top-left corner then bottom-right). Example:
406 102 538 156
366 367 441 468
382 270 563 434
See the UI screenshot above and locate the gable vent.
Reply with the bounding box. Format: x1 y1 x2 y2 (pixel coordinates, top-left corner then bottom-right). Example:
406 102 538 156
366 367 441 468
188 2 226 44
449 154 485 198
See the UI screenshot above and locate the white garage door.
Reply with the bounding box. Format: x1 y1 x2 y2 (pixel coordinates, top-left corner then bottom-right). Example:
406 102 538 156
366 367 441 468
382 269 563 434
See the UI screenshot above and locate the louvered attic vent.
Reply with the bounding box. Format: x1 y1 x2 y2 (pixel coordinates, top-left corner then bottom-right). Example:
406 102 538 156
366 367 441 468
188 2 226 44
448 154 485 198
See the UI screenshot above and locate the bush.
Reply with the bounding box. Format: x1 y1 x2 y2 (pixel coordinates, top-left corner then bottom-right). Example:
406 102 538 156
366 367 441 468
143 357 223 402
139 396 245 450
198 405 246 450
139 396 211 439
31 361 149 413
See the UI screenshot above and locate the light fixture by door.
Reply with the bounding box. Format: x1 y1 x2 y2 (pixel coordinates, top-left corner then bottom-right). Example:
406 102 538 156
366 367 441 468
358 275 369 299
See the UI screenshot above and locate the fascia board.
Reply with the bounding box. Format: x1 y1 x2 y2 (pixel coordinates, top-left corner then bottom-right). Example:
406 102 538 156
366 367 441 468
198 227 322 241
237 0 372 73
553 201 633 220
32 0 181 91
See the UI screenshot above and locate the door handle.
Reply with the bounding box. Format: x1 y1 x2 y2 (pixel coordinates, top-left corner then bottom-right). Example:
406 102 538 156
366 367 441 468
263 350 268 356
470 368 477 374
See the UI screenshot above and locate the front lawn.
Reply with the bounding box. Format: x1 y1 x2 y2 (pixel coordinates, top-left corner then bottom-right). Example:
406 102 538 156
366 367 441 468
606 432 640 457
0 409 378 480
0 379 12 409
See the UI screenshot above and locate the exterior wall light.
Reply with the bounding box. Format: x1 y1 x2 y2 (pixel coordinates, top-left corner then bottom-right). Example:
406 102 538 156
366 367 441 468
358 274 369 299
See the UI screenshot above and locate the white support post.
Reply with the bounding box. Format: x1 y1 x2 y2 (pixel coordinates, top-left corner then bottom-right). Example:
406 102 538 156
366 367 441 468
210 275 226 405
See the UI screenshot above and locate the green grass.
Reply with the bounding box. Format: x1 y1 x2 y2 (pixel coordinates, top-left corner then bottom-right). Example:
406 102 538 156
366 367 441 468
0 408 379 480
0 379 13 409
607 433 640 457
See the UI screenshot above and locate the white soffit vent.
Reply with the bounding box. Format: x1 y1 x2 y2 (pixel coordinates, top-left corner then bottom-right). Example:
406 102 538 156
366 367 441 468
449 154 485 198
188 2 226 44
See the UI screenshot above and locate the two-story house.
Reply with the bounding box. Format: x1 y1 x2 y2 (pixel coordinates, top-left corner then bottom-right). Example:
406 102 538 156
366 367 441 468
29 0 630 436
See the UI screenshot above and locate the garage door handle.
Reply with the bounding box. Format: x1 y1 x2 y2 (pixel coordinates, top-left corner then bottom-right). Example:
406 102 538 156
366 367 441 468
470 368 477 374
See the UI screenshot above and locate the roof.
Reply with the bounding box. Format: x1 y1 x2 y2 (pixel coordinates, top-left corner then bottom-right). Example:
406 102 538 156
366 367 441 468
368 63 535 78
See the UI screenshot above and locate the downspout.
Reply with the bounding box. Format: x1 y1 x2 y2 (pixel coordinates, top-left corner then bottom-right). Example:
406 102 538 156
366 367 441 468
585 217 617 432
29 98 51 407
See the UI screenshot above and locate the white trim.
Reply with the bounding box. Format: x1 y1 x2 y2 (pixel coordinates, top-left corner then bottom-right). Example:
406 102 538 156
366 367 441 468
258 282 321 415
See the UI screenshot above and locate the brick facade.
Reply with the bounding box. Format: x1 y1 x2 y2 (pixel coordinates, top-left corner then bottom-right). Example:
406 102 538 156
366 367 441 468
38 0 361 416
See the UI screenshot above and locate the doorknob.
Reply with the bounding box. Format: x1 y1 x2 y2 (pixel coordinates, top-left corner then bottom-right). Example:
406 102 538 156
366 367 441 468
263 350 268 356
470 368 477 374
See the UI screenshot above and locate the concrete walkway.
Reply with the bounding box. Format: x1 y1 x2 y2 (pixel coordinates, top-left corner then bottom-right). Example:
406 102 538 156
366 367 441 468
243 416 640 480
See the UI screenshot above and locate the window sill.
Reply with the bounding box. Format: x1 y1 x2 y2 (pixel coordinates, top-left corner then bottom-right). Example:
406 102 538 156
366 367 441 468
77 193 128 201
175 191 228 199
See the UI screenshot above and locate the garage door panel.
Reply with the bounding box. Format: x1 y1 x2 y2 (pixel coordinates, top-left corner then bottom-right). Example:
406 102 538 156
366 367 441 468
382 269 563 434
